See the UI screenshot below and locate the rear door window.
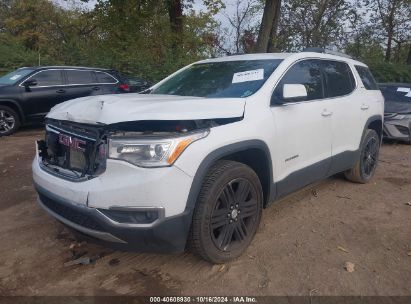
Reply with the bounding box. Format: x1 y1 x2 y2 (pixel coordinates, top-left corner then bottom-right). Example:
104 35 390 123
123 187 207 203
322 61 355 98
66 70 96 85
33 70 64 86
272 59 324 103
355 66 378 90
95 72 118 84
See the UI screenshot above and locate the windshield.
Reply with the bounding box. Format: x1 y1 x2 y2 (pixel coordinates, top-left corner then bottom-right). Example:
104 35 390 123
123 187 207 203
0 68 35 85
151 59 283 98
381 86 411 103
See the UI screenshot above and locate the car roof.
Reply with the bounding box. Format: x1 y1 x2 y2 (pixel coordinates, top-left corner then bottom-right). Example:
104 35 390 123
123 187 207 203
17 66 115 71
194 52 367 67
196 53 293 63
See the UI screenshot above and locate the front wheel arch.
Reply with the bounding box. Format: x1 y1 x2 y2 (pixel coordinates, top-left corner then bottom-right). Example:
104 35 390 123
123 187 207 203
189 160 263 263
184 140 273 215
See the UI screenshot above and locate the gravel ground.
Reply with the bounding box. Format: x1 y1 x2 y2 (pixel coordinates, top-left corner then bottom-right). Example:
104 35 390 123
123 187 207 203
0 128 410 296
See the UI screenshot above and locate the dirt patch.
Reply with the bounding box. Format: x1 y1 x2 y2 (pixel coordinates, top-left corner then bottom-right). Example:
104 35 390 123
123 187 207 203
384 177 411 187
0 153 36 211
0 128 410 296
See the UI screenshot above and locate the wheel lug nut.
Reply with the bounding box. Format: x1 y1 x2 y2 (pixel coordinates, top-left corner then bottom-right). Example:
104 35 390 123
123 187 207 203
229 219 233 223
235 204 239 208
235 218 238 222
230 206 234 210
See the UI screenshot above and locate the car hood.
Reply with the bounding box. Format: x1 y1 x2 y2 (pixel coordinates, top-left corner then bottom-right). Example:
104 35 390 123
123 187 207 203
47 94 246 124
385 100 411 114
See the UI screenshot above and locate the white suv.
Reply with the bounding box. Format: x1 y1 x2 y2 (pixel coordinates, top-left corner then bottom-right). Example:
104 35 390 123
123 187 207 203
33 50 384 263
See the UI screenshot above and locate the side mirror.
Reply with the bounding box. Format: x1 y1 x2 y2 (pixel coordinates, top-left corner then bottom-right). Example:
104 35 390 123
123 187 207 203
22 79 37 87
283 84 307 101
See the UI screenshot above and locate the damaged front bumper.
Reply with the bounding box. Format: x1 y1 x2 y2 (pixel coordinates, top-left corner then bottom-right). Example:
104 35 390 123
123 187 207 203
35 184 192 253
383 116 411 143
32 146 195 253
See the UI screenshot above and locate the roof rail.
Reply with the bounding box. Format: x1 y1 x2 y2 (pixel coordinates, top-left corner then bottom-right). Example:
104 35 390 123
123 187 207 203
302 47 353 59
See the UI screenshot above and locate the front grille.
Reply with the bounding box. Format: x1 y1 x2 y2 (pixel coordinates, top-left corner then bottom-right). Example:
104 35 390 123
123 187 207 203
44 125 95 173
39 192 106 232
40 120 106 179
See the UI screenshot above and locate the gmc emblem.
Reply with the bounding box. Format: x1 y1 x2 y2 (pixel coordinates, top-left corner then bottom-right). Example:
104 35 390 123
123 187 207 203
58 133 86 152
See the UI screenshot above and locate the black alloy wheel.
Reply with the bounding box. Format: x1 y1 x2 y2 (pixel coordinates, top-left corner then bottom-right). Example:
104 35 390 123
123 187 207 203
190 160 263 264
0 106 20 136
345 129 380 183
210 178 259 252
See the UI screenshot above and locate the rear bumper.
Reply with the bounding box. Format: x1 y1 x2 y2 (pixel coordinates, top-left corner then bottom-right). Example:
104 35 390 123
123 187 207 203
35 184 192 253
383 119 411 143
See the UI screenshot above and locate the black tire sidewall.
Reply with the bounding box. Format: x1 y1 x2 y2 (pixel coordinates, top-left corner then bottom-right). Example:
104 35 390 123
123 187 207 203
359 129 380 182
193 161 263 263
0 105 20 136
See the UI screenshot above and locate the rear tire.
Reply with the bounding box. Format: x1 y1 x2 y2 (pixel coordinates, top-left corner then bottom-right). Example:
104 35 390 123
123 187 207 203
190 160 263 264
0 105 20 136
345 129 380 183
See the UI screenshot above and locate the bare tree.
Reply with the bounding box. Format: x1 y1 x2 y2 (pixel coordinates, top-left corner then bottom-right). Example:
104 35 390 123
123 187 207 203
166 0 183 54
166 0 183 35
222 0 262 54
368 0 411 62
255 0 282 53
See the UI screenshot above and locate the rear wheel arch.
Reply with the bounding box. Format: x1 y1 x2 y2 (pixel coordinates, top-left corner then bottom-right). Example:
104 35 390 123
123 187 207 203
345 128 380 183
363 115 383 143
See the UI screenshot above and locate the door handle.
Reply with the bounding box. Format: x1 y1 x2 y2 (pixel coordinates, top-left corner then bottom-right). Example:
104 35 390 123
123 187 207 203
361 104 369 110
92 87 100 91
321 110 333 117
56 89 66 94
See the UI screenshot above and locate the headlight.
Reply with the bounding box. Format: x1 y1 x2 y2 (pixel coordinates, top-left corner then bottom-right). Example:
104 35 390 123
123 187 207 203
108 130 209 167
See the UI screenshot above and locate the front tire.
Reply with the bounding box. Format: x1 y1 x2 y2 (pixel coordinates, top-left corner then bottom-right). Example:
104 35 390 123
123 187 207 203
0 105 20 136
190 160 263 264
345 129 380 183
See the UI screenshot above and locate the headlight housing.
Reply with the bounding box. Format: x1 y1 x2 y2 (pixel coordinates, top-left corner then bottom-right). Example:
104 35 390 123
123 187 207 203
108 130 209 167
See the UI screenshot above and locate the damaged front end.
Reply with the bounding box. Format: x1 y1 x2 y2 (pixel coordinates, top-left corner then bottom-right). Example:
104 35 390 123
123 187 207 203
37 117 241 180
38 119 107 181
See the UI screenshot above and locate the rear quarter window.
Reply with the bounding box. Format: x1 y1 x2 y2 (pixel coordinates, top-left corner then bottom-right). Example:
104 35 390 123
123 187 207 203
322 60 355 98
95 72 118 84
355 66 379 90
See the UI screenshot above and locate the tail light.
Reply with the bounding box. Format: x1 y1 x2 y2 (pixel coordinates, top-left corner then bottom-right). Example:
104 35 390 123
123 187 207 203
118 83 130 92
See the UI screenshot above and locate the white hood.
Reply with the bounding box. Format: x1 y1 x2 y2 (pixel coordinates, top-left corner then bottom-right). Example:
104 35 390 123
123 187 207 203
47 94 245 125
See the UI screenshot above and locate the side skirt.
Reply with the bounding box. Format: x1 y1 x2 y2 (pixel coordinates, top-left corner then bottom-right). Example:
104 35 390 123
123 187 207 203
268 150 359 205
